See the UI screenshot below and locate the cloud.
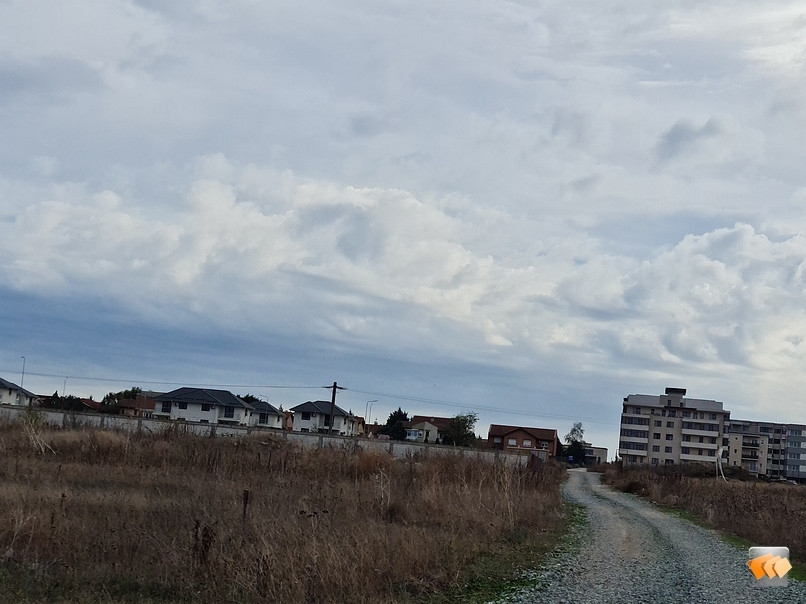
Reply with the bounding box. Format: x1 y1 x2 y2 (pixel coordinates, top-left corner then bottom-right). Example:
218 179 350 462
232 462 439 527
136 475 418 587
655 116 765 171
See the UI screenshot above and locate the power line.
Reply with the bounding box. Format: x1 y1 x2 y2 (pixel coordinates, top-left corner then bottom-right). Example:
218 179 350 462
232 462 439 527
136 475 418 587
345 387 618 425
3 368 617 425
0 369 321 390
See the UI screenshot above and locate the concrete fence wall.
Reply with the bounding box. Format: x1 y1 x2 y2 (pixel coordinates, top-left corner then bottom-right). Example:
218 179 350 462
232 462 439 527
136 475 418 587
0 404 531 464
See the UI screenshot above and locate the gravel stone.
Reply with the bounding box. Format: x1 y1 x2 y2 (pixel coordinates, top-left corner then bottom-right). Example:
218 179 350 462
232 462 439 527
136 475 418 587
498 468 806 603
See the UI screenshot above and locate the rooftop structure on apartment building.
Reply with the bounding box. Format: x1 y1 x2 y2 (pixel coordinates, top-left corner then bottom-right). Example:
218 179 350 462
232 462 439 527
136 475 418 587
618 387 729 467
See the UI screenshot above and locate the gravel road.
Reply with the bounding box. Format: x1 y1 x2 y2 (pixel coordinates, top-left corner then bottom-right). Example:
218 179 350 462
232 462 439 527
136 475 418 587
500 468 806 603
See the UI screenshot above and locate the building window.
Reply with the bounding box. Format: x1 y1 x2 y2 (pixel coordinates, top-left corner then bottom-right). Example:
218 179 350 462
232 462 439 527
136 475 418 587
508 438 517 447
178 402 187 410
223 407 234 419
653 433 661 439
665 459 674 465
668 410 676 417
683 435 691 442
259 413 269 424
523 439 532 448
633 407 641 414
710 413 717 420
654 420 662 427
682 447 690 454
161 402 171 413
682 411 691 418
201 404 212 412
652 445 660 452
301 412 311 421
300 428 309 433
666 434 674 441
667 421 674 428
665 446 672 453
651 458 659 465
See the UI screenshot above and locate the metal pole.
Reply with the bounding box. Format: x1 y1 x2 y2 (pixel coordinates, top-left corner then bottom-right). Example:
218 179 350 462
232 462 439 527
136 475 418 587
364 399 377 426
20 356 26 406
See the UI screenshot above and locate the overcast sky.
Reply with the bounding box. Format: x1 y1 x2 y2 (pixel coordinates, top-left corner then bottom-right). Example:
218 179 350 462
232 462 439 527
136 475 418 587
2 1 806 456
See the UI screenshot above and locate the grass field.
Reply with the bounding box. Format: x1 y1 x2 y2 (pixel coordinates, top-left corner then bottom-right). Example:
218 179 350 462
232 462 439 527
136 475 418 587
0 414 566 602
601 465 806 577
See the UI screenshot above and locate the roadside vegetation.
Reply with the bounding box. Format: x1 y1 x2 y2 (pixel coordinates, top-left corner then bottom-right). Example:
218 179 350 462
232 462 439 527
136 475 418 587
601 464 806 577
0 414 566 602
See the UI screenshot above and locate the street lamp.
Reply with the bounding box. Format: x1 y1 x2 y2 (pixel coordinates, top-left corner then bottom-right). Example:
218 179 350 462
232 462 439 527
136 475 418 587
20 356 26 406
364 399 377 433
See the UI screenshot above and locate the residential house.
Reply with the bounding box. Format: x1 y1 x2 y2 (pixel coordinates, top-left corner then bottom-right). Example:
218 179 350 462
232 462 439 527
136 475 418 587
405 416 452 443
153 387 253 425
583 445 608 465
354 416 365 438
282 410 294 431
487 424 561 460
249 399 283 429
364 422 385 438
118 393 156 418
618 387 729 467
291 401 357 436
0 377 38 407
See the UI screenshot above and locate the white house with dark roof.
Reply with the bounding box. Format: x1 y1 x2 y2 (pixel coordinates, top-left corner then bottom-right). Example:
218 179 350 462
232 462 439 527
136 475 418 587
153 387 254 425
249 399 283 429
0 377 37 407
291 400 357 436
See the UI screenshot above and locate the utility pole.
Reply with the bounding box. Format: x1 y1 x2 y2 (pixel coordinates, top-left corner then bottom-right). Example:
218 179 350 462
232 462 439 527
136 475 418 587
20 356 26 406
325 381 345 435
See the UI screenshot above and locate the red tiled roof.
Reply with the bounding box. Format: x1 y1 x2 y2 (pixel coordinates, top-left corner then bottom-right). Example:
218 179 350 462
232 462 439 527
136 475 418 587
487 424 558 442
409 415 452 430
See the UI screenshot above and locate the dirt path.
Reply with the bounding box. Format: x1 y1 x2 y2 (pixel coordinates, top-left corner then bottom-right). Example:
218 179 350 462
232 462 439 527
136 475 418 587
502 469 806 603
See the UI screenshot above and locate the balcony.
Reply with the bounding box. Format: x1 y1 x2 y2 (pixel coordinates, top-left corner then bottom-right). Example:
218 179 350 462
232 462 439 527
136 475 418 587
680 452 714 462
617 448 647 457
681 440 718 450
741 439 762 448
619 435 649 444
741 451 760 460
681 427 720 438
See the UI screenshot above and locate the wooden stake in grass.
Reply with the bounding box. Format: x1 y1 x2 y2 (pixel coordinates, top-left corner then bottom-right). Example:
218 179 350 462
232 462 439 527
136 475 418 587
242 489 251 539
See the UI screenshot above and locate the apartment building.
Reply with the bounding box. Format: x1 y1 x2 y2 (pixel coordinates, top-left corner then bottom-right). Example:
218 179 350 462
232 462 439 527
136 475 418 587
725 420 786 479
786 424 806 483
618 387 729 467
725 420 806 482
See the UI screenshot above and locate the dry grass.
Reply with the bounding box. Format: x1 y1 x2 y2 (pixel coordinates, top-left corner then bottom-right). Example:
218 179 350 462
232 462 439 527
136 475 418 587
602 465 806 565
0 416 565 602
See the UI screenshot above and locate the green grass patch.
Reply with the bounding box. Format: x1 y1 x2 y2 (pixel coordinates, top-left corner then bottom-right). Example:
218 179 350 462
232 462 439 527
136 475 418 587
432 503 584 603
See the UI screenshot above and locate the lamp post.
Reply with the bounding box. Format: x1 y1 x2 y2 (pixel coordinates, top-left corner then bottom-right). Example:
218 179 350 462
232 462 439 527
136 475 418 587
364 400 377 434
19 356 27 406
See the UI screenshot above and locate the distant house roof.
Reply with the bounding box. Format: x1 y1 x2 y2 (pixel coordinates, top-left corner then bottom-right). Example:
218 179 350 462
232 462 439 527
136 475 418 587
82 398 102 411
291 400 352 417
0 377 37 399
488 424 558 442
364 423 384 436
409 415 452 431
250 399 282 415
155 387 254 409
119 395 156 411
